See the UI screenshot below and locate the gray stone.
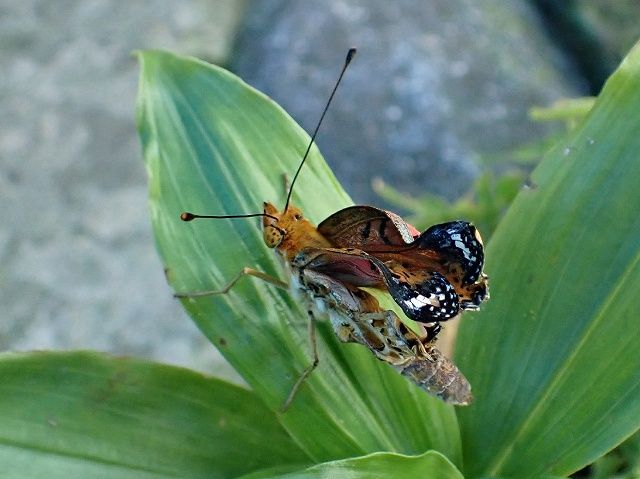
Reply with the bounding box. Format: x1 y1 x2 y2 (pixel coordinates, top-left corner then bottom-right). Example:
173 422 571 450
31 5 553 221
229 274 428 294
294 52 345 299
232 0 583 205
0 0 245 383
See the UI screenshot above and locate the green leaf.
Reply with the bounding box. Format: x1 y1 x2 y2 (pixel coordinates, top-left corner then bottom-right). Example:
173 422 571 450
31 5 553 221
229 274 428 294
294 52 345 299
137 50 461 464
475 477 567 479
456 42 640 477
0 351 308 478
529 97 596 124
238 451 464 479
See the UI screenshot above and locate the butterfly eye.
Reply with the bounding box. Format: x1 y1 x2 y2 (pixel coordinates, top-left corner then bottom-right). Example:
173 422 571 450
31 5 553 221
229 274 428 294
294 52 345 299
263 225 285 248
294 214 302 221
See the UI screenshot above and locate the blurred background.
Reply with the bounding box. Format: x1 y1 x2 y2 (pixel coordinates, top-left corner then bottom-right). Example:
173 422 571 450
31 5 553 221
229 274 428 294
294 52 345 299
1 0 639 387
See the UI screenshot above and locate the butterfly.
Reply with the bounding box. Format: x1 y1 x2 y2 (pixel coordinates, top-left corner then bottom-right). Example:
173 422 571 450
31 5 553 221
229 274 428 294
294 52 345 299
177 48 489 409
260 201 486 406
263 202 488 338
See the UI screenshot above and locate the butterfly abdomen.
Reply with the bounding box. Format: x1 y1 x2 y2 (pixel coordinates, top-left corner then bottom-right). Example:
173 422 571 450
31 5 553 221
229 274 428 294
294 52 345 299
398 346 473 405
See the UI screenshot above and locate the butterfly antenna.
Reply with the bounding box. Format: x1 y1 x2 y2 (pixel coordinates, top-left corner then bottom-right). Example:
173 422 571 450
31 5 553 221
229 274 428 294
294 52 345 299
180 212 279 222
283 47 357 212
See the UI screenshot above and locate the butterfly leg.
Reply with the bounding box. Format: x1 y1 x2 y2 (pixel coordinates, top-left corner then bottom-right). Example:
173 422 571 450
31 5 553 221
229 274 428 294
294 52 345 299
174 267 287 298
281 309 319 412
424 322 442 341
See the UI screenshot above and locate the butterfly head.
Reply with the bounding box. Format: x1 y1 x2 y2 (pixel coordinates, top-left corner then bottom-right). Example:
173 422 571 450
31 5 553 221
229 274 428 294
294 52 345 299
263 202 332 257
262 202 309 247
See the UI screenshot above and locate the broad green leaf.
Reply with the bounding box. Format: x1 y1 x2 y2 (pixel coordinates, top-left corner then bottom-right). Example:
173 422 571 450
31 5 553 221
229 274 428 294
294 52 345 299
476 477 567 479
0 351 308 478
234 465 309 479
237 451 464 479
137 50 461 464
456 42 640 477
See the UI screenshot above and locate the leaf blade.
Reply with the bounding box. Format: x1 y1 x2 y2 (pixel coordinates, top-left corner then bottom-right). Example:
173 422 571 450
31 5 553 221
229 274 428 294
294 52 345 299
237 450 464 479
456 42 640 477
137 50 462 464
0 351 308 479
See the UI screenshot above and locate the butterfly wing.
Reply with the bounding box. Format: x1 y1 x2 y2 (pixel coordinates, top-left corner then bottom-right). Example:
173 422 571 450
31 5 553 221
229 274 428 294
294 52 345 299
317 206 418 248
412 221 485 285
371 258 462 322
372 221 489 310
292 247 384 287
296 247 462 325
319 206 488 312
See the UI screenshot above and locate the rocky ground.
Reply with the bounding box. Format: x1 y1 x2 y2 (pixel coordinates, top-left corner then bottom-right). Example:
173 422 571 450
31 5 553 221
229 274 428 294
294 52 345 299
0 0 246 382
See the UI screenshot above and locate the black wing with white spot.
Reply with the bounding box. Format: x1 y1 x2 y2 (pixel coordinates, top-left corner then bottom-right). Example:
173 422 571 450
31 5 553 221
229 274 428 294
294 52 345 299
414 221 485 285
370 257 460 323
